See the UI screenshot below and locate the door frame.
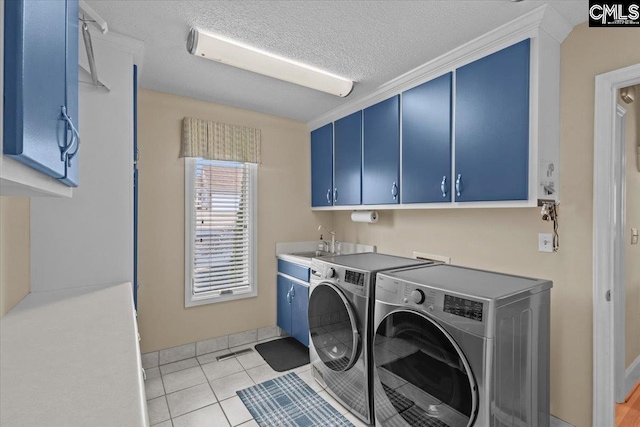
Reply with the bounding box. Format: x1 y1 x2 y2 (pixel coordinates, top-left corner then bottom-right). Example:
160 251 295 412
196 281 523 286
593 63 640 426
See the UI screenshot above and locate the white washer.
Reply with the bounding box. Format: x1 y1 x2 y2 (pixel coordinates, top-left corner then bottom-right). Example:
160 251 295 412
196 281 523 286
308 253 430 424
373 264 552 427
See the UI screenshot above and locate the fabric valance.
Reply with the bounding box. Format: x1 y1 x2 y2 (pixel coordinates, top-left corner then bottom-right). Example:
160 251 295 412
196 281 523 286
181 117 261 164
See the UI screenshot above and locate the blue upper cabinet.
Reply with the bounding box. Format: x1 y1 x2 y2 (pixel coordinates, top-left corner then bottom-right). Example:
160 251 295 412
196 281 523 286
334 111 362 206
3 0 80 187
60 0 80 186
311 123 333 207
363 96 400 205
402 73 452 203
454 39 530 202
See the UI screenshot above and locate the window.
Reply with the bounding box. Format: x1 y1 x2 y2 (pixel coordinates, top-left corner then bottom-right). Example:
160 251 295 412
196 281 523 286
185 158 257 306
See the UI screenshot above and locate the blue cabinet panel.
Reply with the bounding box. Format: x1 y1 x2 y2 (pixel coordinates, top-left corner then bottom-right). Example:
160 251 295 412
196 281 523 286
277 259 310 282
402 73 452 203
363 96 400 205
4 0 69 178
455 39 530 202
277 275 292 335
59 0 80 186
311 123 333 207
290 282 309 347
334 111 362 206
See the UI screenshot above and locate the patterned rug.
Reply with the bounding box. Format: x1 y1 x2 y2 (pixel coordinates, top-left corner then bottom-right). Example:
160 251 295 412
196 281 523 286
237 372 354 427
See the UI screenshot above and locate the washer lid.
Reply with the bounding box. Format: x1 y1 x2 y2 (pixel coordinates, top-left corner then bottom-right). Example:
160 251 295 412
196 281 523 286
381 264 552 302
322 253 429 272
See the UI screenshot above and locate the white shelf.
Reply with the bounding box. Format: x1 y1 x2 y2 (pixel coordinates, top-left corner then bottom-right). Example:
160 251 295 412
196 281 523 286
0 155 72 197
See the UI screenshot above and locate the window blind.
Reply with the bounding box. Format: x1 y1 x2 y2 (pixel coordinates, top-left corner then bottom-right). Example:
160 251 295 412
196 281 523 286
191 159 254 297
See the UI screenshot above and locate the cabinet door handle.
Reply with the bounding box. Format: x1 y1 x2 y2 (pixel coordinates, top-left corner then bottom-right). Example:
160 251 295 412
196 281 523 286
326 189 332 204
60 106 81 167
391 182 398 199
455 174 462 197
286 289 292 304
290 284 295 299
334 188 338 203
60 106 79 161
441 176 447 198
141 368 146 381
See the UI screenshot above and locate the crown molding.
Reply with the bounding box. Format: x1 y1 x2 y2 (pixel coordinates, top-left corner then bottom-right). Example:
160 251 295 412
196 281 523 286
307 4 574 130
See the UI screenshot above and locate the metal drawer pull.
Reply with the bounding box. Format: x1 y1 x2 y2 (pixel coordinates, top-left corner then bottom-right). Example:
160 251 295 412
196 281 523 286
455 174 462 197
334 188 338 203
391 182 398 199
326 189 332 204
441 176 447 198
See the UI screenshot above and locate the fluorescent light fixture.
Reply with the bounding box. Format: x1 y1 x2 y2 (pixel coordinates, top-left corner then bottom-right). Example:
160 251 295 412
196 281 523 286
187 28 354 97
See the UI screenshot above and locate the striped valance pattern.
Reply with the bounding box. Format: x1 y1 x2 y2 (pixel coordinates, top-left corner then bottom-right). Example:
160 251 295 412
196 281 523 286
181 117 261 164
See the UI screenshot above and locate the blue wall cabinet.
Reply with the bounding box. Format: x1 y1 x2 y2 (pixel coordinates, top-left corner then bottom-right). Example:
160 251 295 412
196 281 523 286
277 275 292 336
4 0 80 186
402 73 452 203
363 96 400 205
334 111 362 206
311 123 333 207
290 282 309 347
455 39 530 202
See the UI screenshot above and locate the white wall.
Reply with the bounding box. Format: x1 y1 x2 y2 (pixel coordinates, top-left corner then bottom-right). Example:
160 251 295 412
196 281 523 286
30 35 136 292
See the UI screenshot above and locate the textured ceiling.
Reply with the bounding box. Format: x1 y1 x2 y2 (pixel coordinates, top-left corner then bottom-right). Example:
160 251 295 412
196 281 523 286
87 1 587 122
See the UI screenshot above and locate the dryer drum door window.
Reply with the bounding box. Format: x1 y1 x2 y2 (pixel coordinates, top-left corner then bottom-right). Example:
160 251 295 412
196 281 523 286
308 282 360 372
373 310 478 427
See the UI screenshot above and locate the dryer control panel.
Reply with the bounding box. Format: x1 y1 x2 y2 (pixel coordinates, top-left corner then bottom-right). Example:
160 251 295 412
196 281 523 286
376 272 491 337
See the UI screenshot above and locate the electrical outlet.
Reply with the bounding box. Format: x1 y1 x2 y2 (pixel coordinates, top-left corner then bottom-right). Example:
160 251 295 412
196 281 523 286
539 233 553 253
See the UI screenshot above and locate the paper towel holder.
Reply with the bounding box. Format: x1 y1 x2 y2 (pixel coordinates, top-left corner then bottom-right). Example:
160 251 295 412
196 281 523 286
351 210 378 223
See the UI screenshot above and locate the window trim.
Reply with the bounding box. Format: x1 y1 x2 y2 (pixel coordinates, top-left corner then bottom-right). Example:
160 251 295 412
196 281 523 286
184 157 258 307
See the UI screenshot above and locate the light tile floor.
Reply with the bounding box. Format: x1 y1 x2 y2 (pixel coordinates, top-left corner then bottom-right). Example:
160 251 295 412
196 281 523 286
144 339 369 427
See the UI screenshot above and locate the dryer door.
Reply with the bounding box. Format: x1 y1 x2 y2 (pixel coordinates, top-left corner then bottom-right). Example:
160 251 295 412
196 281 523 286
308 282 360 372
373 310 478 427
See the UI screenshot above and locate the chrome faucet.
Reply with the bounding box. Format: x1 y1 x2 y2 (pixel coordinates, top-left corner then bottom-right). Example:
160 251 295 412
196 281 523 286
318 225 336 253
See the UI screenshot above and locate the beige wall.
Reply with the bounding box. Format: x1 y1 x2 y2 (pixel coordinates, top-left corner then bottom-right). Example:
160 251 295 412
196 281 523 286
625 85 640 369
137 89 332 353
0 196 30 316
331 24 640 427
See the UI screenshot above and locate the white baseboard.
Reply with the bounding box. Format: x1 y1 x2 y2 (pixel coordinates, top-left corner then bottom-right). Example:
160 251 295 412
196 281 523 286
625 355 640 398
550 414 574 427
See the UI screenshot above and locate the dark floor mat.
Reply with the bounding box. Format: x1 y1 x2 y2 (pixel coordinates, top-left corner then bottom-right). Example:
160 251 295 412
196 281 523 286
254 337 310 372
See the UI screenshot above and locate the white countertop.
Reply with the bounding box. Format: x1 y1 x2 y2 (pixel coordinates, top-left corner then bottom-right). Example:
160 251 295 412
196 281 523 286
275 241 377 268
0 283 148 427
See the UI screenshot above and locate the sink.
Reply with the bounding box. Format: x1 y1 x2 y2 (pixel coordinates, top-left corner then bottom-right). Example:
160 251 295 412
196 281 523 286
289 251 336 259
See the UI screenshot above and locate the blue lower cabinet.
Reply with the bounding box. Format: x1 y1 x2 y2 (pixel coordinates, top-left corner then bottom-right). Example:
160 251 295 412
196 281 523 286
454 39 530 202
402 73 452 203
311 123 334 207
290 283 309 347
276 272 310 347
277 275 292 335
363 96 400 205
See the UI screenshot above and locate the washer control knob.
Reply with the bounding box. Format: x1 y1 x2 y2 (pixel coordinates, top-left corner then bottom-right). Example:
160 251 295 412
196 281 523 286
428 305 434 312
411 289 425 305
326 268 336 279
403 298 409 303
